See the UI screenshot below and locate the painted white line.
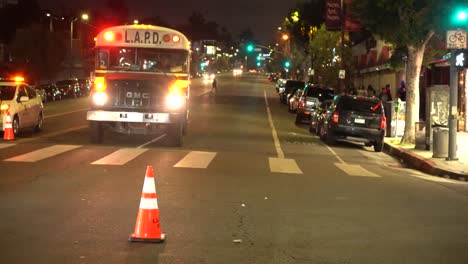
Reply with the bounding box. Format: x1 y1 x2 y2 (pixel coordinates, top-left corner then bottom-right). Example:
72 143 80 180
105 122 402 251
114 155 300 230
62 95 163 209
174 151 217 169
264 89 284 159
324 144 345 164
5 145 81 162
45 108 89 119
335 163 380 177
0 143 15 149
269 157 303 174
137 134 167 149
91 148 148 165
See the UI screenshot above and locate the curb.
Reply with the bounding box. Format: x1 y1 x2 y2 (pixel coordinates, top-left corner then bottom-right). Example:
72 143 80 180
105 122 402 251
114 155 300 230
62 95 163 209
383 143 468 182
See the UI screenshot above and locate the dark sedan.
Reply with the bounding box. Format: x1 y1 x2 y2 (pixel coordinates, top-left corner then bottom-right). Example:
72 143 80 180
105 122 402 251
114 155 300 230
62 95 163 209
36 83 62 101
55 79 82 99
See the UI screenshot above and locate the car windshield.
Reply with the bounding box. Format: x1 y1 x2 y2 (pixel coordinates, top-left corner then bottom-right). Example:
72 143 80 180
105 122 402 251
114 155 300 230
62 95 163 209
97 47 189 74
0 85 16 100
341 97 383 113
306 87 334 102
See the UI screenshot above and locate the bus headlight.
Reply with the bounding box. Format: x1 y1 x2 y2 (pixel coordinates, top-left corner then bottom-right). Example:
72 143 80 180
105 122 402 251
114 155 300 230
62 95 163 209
166 94 185 110
92 92 108 106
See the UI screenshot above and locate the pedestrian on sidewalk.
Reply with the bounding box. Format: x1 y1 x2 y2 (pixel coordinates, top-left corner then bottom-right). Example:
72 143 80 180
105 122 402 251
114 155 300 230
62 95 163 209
398 80 406 101
367 84 376 97
378 84 392 102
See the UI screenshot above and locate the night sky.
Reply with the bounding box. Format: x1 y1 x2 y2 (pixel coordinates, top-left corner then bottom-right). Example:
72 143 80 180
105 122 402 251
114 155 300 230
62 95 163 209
39 0 299 43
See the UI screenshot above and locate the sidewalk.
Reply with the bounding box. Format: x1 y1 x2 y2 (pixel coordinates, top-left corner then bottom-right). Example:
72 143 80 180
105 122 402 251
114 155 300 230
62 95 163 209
384 132 468 181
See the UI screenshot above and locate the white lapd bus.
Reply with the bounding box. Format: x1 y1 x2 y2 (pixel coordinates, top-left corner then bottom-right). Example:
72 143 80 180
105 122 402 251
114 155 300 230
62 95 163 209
87 25 191 146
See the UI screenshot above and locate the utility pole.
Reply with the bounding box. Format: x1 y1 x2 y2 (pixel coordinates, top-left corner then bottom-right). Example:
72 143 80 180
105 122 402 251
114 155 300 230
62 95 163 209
448 50 459 161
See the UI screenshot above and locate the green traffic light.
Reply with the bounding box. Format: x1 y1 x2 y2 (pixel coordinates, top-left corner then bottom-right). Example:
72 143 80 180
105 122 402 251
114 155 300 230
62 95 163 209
284 61 291 68
453 8 468 24
246 44 254 52
257 62 261 67
457 10 468 21
256 55 261 61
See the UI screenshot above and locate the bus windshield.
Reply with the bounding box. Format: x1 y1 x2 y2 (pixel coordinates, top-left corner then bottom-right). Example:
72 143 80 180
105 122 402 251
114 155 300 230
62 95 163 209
97 47 189 74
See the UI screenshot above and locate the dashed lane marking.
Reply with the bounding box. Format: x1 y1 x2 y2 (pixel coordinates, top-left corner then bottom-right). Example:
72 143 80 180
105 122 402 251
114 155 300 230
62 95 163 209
4 144 81 162
269 157 303 174
174 151 217 169
335 163 380 177
91 148 148 165
0 143 15 149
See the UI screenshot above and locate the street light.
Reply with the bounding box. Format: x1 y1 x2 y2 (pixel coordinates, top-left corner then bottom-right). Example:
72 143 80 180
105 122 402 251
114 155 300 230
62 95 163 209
70 13 89 57
282 34 289 41
46 12 64 32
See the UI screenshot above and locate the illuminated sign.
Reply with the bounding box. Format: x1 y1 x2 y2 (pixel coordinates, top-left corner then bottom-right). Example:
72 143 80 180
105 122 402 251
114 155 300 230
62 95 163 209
454 49 468 69
206 46 216 55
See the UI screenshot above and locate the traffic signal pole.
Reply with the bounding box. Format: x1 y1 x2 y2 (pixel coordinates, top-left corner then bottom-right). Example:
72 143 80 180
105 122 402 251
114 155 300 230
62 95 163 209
448 50 459 161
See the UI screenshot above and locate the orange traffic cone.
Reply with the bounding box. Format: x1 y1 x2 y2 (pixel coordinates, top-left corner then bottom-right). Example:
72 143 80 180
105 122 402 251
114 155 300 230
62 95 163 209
3 111 15 141
129 166 166 243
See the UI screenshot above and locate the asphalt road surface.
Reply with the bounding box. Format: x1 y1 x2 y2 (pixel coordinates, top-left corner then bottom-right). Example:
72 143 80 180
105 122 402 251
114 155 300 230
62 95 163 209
1 74 468 264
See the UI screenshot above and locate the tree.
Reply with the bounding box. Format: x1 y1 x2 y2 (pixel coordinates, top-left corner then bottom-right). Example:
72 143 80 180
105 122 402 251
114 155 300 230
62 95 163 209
309 24 353 88
281 0 326 80
351 0 457 144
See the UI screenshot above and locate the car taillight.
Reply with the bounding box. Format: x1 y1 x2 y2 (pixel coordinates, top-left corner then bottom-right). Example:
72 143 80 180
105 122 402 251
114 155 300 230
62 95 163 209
380 116 387 129
332 110 339 123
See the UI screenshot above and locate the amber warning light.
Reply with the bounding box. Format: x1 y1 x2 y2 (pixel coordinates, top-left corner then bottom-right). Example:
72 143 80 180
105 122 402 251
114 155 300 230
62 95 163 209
13 76 25 82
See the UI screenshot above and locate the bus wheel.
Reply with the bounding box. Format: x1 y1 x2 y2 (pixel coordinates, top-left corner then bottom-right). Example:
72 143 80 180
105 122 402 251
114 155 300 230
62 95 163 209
90 121 103 143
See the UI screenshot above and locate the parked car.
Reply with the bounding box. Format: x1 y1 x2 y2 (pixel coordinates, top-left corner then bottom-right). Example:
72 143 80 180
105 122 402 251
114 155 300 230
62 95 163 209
55 79 81 98
317 95 386 152
309 99 333 134
275 78 286 93
295 85 335 123
288 88 304 113
34 86 47 103
78 78 91 96
279 80 305 104
0 77 44 135
37 83 62 101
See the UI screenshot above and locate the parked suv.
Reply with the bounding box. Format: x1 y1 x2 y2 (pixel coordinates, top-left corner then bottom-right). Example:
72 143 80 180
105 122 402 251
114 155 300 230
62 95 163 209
318 95 386 152
296 85 334 123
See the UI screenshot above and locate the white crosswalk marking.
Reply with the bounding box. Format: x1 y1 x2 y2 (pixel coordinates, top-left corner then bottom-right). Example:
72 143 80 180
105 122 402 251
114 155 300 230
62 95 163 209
4 145 81 162
335 163 380 177
0 143 15 149
174 151 217 169
91 148 148 165
269 157 303 174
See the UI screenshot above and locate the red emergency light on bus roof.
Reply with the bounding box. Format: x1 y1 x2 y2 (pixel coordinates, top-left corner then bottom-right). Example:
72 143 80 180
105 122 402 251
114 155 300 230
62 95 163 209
103 31 122 42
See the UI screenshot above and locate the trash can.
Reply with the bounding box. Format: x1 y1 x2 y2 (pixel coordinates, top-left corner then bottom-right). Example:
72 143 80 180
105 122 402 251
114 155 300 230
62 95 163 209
432 125 448 158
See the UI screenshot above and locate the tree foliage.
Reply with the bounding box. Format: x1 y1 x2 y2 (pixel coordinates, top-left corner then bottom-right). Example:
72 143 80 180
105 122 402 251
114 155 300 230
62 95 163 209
350 0 457 144
308 24 353 88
